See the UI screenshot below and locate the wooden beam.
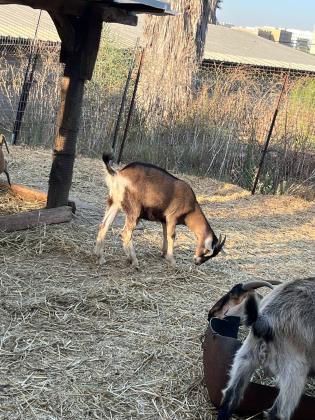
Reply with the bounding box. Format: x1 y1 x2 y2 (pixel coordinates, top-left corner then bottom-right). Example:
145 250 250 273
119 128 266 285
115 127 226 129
49 13 76 59
101 7 138 26
47 8 103 208
79 8 103 80
0 181 47 202
0 206 73 232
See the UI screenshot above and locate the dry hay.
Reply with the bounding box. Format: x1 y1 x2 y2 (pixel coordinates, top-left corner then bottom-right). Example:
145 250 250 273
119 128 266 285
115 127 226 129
0 146 314 419
0 184 45 216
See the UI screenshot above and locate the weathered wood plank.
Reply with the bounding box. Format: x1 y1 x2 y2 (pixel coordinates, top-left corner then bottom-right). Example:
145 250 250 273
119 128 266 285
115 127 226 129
0 181 47 202
0 206 73 233
47 9 103 208
79 8 103 80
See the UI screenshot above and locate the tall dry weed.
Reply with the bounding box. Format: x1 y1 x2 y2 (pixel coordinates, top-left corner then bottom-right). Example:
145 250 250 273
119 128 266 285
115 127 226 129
0 39 314 199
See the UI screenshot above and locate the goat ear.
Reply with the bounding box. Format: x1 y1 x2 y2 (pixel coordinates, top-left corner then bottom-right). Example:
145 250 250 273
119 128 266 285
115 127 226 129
226 298 248 318
204 248 214 257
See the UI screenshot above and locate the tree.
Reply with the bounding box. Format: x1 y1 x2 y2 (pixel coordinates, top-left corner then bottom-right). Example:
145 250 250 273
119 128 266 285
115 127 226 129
137 0 211 123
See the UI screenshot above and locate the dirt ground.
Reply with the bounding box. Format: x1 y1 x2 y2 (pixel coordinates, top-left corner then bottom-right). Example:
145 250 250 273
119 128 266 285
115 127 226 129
0 146 314 419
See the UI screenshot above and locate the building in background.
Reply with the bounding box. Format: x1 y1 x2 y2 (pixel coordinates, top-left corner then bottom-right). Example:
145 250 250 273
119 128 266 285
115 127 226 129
257 27 292 46
230 25 315 55
288 29 313 53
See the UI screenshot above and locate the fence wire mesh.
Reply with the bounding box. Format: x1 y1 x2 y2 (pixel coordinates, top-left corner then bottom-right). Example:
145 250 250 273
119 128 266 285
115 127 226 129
0 14 314 198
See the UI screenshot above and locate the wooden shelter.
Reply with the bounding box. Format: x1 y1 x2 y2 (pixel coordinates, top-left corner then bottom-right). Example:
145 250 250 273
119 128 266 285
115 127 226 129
0 0 173 212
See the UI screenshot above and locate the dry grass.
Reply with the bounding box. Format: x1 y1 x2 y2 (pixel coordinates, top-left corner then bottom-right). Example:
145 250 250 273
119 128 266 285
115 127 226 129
0 146 314 419
1 47 314 197
0 184 45 216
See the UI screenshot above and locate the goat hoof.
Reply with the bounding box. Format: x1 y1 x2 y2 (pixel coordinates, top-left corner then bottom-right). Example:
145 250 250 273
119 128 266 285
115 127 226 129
94 244 102 256
127 257 139 270
130 261 139 270
131 262 140 270
97 255 105 265
165 256 176 267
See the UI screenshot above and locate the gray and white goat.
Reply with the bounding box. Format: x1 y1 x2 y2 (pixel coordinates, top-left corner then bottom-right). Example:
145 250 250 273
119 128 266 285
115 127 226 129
94 154 225 267
212 277 315 420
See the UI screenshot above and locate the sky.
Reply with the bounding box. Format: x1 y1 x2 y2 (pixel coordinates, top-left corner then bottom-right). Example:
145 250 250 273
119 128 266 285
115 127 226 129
217 0 315 32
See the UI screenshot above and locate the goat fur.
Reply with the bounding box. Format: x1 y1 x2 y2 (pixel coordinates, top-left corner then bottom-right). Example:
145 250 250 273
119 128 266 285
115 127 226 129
218 277 315 420
94 154 225 267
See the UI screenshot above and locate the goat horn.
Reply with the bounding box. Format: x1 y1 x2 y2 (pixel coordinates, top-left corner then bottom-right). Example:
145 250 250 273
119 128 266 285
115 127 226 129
213 234 221 248
242 280 275 291
268 280 282 285
209 234 227 258
220 235 226 247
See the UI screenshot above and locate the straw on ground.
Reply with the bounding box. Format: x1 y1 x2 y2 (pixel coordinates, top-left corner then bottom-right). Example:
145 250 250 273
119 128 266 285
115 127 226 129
0 146 314 419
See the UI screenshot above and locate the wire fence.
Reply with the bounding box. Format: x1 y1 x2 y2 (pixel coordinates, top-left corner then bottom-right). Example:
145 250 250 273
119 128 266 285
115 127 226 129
0 25 136 154
0 22 314 199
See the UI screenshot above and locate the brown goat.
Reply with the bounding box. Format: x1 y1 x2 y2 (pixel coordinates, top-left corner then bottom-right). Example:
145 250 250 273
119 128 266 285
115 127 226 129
0 134 11 186
94 154 226 267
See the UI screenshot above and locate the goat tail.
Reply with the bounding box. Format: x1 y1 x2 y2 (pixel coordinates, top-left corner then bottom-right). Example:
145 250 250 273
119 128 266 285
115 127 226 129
102 153 116 176
245 294 273 341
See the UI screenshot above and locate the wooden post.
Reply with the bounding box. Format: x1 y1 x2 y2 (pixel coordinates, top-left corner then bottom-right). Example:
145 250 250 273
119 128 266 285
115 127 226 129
47 10 102 208
46 70 85 208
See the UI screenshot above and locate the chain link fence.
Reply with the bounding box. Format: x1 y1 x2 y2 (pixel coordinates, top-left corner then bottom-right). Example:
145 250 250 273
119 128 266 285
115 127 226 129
0 18 314 198
0 24 136 155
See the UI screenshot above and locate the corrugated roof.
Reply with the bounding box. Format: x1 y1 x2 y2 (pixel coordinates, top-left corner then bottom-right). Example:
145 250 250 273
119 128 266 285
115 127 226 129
0 1 173 43
106 21 315 73
203 25 315 73
0 5 60 42
1 6 315 73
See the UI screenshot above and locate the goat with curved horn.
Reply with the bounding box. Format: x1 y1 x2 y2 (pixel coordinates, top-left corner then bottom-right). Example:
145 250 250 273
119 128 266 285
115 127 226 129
242 280 275 291
208 279 280 320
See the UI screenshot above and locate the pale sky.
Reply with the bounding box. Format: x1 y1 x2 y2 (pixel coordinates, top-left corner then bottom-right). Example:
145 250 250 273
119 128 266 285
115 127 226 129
217 0 315 31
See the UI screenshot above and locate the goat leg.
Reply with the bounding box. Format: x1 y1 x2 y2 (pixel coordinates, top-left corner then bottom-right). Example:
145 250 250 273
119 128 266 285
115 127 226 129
4 170 11 187
264 356 308 420
218 335 259 419
164 220 176 267
121 216 139 269
94 204 119 264
161 222 167 256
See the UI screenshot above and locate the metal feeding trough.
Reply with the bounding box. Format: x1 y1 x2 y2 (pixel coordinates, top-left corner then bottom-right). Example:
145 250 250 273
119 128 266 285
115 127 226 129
202 316 315 419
